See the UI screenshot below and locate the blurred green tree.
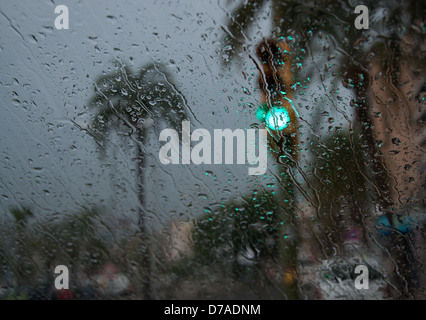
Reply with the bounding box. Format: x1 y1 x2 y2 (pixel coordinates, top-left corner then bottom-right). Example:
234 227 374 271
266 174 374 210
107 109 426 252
193 190 299 298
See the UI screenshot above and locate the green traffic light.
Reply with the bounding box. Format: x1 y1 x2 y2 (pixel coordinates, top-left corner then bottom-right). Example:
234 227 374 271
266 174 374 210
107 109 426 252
257 98 298 131
265 107 291 131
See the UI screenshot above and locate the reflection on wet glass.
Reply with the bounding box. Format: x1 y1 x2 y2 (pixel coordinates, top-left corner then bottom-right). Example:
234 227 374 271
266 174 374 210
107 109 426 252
0 0 424 299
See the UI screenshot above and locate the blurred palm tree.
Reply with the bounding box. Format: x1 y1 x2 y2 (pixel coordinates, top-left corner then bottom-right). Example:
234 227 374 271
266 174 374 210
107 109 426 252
89 60 188 299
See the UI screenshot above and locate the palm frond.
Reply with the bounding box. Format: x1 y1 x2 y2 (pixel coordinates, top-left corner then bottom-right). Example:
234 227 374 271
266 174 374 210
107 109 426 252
9 206 34 225
221 0 266 62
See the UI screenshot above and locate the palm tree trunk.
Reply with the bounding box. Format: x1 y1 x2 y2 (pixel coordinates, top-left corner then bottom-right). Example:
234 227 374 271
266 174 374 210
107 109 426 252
349 68 394 216
136 130 152 299
350 64 414 298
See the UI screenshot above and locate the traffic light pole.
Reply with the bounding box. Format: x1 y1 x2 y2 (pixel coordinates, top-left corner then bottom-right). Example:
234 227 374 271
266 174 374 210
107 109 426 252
254 39 300 299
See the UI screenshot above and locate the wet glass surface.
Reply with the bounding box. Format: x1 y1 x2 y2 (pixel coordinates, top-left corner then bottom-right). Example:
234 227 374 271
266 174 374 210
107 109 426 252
0 0 424 299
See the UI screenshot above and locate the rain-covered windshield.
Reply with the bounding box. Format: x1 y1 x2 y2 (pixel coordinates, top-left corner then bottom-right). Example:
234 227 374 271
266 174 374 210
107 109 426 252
0 0 424 300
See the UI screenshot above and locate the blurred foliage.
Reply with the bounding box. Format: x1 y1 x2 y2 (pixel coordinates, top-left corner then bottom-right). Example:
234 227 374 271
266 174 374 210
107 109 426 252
191 190 300 298
90 61 188 148
0 206 160 299
192 190 292 265
223 0 424 65
309 130 370 253
1 208 105 282
8 206 33 225
312 130 368 210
